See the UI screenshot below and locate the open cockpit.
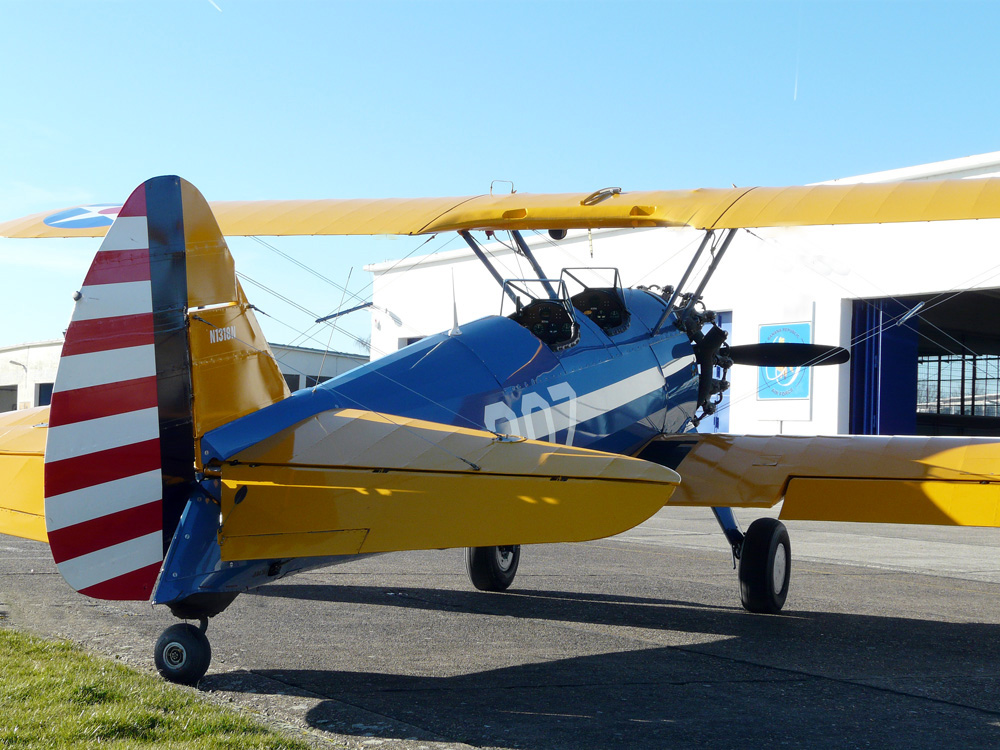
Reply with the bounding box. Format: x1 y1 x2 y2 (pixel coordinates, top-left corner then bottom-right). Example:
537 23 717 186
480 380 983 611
564 268 630 336
502 277 580 349
503 267 633 349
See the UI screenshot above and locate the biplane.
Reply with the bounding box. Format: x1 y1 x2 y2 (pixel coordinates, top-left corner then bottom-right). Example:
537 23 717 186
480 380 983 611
4 175 1000 685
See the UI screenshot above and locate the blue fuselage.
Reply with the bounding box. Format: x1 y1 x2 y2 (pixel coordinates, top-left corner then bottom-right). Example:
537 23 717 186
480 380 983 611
154 287 699 608
204 288 699 461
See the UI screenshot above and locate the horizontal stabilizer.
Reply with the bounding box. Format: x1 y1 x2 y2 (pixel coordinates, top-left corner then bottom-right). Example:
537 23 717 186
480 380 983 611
0 406 48 542
217 409 680 561
648 433 1000 526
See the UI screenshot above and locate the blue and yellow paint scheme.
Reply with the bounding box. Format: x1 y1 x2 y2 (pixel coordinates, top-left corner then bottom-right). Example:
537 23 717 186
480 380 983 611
7 175 1000 682
1 177 686 611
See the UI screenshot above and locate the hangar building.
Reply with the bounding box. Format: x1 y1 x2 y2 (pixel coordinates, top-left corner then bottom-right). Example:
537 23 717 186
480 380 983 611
0 341 366 413
367 152 1000 438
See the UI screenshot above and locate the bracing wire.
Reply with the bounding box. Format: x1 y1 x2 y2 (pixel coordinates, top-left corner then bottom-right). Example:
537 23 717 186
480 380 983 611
703 227 1000 420
188 314 489 470
248 233 451 353
250 236 367 307
315 267 353 389
236 271 378 355
743 228 986 358
234 231 512 439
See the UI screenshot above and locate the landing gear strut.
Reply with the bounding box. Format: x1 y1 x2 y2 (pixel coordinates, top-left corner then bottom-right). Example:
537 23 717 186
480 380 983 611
710 508 791 614
154 619 212 685
466 545 520 591
738 517 791 614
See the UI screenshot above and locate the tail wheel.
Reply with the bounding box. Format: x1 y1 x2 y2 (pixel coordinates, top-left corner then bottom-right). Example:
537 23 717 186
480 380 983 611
466 545 520 591
738 518 790 614
154 623 212 685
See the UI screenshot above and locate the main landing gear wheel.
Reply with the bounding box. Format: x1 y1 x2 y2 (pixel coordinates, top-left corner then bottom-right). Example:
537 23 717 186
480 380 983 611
466 545 520 591
154 622 212 685
738 518 791 614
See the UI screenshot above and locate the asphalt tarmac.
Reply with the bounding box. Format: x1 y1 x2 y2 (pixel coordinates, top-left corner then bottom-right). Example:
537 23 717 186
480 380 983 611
4 506 1000 750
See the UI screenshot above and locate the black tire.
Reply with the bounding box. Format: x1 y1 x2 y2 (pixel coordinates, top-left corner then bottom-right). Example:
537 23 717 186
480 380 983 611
466 545 520 591
738 517 791 614
154 623 212 685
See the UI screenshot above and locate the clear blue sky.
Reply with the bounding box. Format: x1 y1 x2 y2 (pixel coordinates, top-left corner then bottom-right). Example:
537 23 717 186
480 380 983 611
2 0 998 352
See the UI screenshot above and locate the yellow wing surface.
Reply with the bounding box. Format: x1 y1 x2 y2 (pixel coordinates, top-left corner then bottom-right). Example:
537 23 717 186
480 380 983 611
0 401 679 556
6 178 1000 238
10 407 1000 548
654 433 1000 527
218 408 680 561
0 406 48 542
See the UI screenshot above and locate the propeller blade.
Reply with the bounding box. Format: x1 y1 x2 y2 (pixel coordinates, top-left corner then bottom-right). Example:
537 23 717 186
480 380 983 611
728 343 850 367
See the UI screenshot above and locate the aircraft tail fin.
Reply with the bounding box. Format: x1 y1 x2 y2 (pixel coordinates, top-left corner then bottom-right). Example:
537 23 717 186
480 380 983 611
44 176 288 600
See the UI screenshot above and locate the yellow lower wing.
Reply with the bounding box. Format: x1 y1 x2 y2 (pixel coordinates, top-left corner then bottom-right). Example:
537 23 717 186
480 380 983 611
0 406 48 542
653 433 1000 526
218 409 680 561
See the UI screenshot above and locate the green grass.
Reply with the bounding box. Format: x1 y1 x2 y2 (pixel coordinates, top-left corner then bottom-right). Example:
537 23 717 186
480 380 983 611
0 628 310 748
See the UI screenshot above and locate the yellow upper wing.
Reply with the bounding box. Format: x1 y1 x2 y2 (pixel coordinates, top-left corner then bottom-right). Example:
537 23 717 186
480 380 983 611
5 178 1000 239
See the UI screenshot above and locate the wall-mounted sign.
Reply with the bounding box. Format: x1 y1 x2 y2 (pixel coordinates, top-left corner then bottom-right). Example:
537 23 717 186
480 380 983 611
758 322 812 400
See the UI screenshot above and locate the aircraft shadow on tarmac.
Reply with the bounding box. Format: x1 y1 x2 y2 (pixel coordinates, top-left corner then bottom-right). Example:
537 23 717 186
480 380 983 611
199 583 1000 749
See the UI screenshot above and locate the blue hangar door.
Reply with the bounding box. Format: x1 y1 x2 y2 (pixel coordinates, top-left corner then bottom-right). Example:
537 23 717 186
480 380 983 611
851 290 1000 437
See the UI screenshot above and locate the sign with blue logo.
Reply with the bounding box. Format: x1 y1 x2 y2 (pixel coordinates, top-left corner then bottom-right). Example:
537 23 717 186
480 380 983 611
758 322 811 400
43 204 121 229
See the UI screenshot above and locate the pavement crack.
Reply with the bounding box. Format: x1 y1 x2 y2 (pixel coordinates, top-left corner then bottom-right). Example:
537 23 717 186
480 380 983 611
240 669 464 746
383 591 466 611
676 643 1000 720
361 675 811 696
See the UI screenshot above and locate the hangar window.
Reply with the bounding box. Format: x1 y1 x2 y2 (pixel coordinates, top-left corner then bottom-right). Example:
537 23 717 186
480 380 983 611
0 385 15 413
853 289 1000 436
36 382 53 407
917 354 1000 417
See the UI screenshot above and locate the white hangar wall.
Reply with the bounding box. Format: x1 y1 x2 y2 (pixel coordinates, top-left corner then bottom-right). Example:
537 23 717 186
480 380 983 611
0 340 367 413
367 152 1000 438
0 340 61 411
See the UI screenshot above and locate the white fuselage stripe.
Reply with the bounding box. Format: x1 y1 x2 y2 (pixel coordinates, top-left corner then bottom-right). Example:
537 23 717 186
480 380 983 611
72 280 153 322
56 531 162 593
52 345 157 393
44 470 163 532
514 362 684 441
99 216 149 252
45 408 161 464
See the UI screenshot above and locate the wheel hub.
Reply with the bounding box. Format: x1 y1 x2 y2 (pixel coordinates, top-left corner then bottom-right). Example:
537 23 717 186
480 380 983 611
163 642 188 669
495 546 515 572
772 544 788 595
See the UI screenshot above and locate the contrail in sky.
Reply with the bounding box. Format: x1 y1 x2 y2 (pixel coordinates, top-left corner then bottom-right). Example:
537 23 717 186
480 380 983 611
793 1 802 101
794 54 799 102
207 0 222 11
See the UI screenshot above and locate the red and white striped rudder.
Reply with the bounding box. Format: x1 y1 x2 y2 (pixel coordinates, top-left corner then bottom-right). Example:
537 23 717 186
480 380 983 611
44 177 194 600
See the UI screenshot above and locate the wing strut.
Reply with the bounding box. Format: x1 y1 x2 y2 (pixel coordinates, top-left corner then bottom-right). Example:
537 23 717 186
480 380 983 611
460 231 519 304
510 230 558 300
680 228 738 324
652 230 715 334
651 228 738 335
